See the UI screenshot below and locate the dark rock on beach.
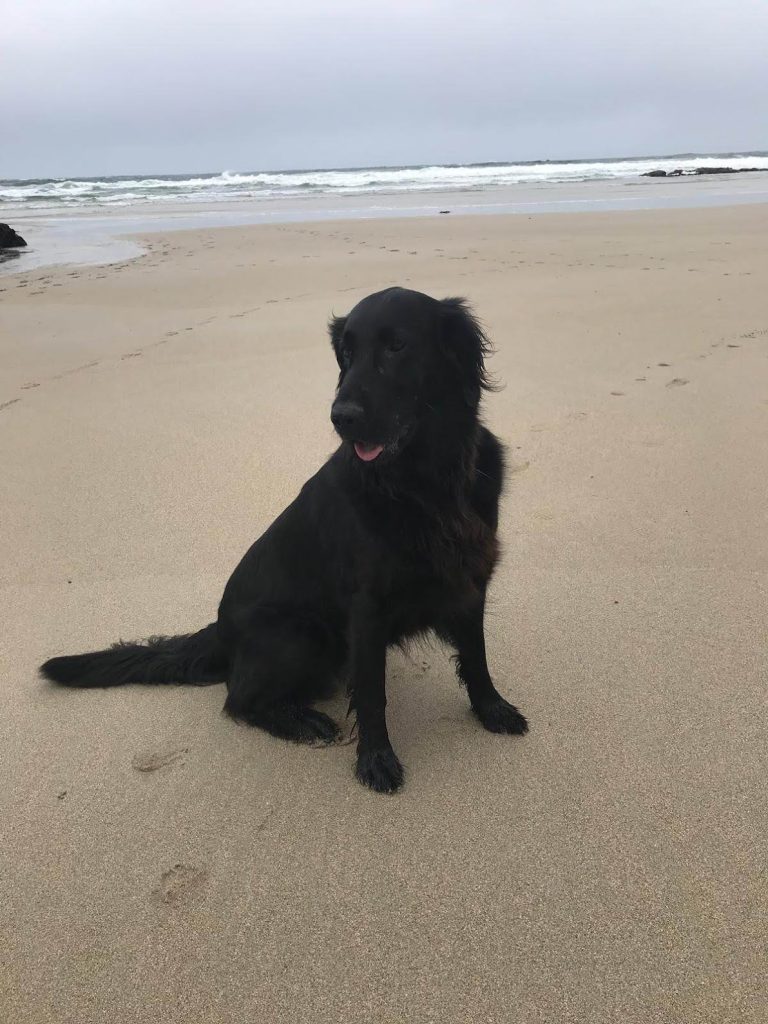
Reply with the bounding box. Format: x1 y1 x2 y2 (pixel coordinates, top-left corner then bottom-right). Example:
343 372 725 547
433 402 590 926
693 166 759 175
0 224 27 248
642 166 761 178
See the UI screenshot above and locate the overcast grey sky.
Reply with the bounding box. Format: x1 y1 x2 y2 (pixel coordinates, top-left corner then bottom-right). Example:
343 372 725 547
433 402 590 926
3 0 767 179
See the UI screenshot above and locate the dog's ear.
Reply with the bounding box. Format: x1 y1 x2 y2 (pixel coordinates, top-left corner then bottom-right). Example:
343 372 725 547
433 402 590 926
439 297 498 405
328 315 348 368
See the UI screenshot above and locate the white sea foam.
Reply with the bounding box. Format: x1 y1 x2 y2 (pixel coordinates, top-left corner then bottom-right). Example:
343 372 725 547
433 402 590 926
3 154 767 210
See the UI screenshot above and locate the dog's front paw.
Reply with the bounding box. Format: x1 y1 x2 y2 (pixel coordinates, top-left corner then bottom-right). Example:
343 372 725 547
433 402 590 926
356 747 405 794
475 698 529 736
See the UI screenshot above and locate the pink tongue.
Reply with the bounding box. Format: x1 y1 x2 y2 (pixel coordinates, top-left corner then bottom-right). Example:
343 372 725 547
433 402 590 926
354 442 384 462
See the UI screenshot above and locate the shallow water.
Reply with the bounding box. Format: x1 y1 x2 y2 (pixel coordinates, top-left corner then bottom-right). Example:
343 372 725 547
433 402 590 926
3 172 768 275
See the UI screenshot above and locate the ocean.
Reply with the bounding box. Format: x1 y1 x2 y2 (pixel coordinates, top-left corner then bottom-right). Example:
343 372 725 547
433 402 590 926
3 152 768 211
3 152 768 273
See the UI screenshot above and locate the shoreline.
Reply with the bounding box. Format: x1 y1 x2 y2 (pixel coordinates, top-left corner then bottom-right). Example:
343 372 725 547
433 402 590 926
3 171 768 274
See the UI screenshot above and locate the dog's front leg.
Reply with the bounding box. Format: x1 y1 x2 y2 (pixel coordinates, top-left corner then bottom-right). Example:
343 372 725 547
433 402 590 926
348 596 404 794
448 592 529 736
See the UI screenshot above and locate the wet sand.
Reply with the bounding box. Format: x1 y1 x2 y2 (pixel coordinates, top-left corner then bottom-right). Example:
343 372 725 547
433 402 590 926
5 169 768 274
1 205 767 1023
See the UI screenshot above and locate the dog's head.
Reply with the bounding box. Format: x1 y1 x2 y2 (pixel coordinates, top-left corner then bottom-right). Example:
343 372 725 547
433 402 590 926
329 287 494 464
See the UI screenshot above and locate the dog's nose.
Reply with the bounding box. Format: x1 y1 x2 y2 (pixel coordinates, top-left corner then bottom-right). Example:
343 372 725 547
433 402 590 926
331 400 365 435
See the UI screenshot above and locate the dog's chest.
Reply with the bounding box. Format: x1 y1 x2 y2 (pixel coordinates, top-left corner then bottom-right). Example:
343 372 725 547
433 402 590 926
389 509 498 597
378 521 496 644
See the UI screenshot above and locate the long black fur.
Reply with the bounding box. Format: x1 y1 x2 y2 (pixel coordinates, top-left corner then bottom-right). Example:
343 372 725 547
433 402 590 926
41 287 528 793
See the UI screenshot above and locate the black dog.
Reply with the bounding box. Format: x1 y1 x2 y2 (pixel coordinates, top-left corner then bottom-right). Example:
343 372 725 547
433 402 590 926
41 287 528 793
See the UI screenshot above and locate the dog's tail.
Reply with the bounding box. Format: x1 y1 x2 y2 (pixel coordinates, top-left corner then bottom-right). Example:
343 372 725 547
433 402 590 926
40 623 227 689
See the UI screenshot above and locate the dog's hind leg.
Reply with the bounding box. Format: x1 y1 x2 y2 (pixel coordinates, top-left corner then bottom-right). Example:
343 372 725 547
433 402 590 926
223 628 340 746
442 593 529 736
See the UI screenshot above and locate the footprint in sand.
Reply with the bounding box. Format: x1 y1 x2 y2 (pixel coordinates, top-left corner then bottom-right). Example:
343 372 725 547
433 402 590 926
132 748 188 772
121 352 142 360
21 382 39 389
152 864 208 907
0 399 20 411
610 391 626 396
666 378 689 388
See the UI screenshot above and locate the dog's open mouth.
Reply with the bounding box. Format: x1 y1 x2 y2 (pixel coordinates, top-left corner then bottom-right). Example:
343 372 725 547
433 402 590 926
353 442 385 462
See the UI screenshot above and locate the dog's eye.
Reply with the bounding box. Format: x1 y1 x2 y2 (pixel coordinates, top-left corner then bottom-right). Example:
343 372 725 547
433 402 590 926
385 336 406 353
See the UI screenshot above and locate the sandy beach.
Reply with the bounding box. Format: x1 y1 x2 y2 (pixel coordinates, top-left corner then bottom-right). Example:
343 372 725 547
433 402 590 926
1 205 766 1023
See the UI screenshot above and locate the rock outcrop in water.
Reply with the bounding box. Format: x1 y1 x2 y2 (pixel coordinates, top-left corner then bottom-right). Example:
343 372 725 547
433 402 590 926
0 224 27 248
693 166 759 175
641 166 761 178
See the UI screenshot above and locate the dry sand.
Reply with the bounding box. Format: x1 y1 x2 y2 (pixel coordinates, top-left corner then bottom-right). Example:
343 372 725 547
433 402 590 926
1 206 766 1023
